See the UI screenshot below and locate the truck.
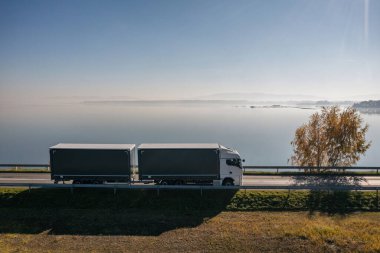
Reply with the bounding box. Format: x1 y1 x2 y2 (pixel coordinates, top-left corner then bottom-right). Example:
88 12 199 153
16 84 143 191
138 143 243 186
50 143 136 184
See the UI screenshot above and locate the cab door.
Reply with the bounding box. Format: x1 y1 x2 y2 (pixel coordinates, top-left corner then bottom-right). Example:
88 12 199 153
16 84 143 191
219 157 242 185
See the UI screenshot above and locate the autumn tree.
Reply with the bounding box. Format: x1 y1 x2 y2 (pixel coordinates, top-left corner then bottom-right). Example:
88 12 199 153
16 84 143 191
290 106 371 168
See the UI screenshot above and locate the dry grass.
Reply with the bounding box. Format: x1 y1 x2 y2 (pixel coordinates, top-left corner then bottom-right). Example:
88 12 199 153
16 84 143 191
1 212 380 253
1 188 379 252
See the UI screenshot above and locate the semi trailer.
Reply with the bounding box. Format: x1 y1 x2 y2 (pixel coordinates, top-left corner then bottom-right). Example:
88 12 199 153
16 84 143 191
49 143 243 186
50 143 136 184
138 143 243 186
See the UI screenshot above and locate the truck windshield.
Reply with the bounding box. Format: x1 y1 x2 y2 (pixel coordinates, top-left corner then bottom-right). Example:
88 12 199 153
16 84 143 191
226 158 242 169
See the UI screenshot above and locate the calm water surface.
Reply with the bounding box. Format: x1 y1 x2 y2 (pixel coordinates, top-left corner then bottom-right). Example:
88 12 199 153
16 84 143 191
1 102 379 166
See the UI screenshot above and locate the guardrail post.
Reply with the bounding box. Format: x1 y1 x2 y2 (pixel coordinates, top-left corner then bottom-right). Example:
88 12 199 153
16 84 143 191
114 185 117 195
200 187 203 197
70 186 74 194
157 187 160 196
28 184 31 193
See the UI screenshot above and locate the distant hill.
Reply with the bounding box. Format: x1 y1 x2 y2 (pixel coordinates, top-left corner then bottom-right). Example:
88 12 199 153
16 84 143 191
197 92 323 101
295 100 354 106
314 100 354 106
353 100 380 108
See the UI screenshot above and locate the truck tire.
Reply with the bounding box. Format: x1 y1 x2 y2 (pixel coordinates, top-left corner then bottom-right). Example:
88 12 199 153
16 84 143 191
160 180 169 185
175 180 184 185
222 178 234 186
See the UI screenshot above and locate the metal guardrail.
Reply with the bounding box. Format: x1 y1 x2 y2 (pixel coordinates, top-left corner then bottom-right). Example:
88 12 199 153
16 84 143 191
0 183 379 192
1 164 380 171
1 164 379 194
244 166 380 174
0 164 49 168
244 166 380 170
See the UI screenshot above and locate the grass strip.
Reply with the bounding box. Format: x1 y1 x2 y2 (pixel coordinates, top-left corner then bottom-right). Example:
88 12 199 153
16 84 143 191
0 188 378 212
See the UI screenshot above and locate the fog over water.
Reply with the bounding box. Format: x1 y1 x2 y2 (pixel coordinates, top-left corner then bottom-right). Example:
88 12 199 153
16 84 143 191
0 101 379 166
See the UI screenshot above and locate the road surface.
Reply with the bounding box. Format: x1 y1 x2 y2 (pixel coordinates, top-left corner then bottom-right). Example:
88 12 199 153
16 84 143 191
0 173 380 186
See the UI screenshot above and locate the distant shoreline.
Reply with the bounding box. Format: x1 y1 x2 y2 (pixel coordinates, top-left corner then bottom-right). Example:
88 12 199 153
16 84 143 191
353 100 380 109
83 99 355 106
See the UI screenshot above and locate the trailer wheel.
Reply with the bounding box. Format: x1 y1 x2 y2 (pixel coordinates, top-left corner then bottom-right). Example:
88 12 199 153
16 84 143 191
73 180 81 184
174 180 184 185
222 178 234 186
160 180 169 185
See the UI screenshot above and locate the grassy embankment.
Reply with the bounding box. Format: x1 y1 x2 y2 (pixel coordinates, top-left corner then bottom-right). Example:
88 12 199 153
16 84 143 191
0 188 379 252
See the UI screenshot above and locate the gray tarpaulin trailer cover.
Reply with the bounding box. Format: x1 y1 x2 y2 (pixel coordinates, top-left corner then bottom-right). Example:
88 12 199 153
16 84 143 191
138 143 220 181
50 143 136 182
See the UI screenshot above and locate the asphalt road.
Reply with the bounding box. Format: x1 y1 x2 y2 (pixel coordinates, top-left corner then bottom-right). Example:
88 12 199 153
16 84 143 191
1 173 380 186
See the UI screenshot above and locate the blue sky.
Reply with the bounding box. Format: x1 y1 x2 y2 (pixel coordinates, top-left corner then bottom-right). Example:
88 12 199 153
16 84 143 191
0 0 379 101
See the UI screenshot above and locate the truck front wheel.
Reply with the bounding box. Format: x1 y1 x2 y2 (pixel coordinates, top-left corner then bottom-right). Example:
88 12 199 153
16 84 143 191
222 178 234 186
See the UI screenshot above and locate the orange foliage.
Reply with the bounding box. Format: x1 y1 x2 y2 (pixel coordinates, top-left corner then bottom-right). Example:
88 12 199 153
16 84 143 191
290 106 371 167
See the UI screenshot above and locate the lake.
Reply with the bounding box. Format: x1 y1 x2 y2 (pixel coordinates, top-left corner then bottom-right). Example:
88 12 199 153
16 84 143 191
1 101 379 166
